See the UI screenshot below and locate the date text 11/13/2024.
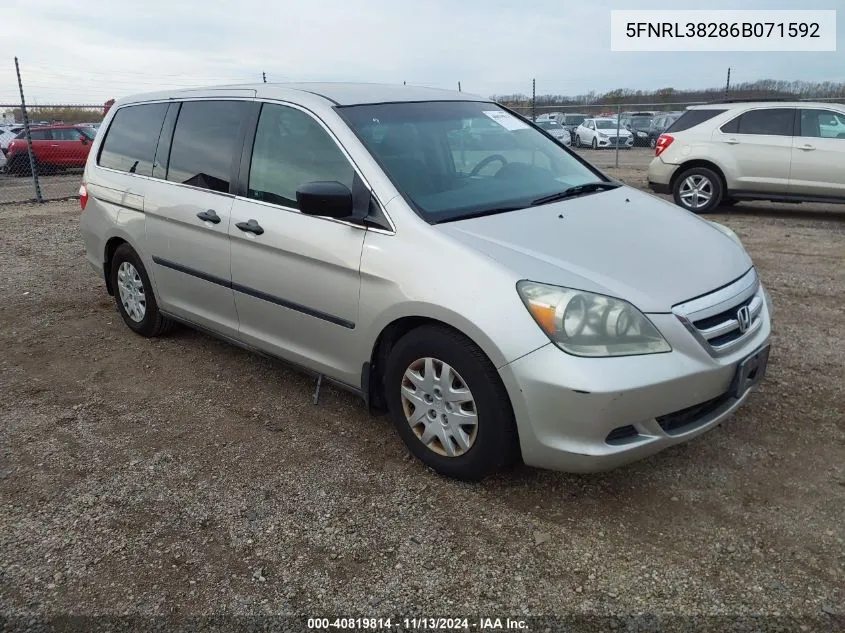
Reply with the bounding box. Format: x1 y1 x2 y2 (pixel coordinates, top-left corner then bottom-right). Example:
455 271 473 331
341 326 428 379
307 617 529 630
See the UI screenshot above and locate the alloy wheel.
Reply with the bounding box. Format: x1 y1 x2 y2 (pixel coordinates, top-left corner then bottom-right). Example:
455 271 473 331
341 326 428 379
678 175 713 210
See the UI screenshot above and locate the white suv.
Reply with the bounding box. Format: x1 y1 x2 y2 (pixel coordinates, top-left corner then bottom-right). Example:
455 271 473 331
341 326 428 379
647 101 845 213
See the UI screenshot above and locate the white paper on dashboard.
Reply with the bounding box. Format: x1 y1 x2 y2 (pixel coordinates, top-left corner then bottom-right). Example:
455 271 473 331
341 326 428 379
482 110 530 131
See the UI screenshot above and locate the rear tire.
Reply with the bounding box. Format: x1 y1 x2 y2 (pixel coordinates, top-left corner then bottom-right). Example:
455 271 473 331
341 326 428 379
384 325 519 481
672 166 723 214
110 244 174 337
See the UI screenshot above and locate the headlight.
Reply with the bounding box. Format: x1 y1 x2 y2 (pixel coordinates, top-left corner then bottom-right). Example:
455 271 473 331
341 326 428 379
637 131 646 137
598 133 607 139
517 281 671 357
709 221 744 249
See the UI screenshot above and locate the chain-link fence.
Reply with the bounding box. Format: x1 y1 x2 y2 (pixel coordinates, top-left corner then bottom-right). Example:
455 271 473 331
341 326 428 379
1 104 104 205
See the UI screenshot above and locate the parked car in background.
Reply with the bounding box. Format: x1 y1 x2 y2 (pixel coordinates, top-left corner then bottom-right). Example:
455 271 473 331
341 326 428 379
536 112 563 122
574 118 633 149
648 101 845 213
5 124 97 175
620 112 655 146
0 149 6 172
647 112 682 149
559 113 588 142
80 83 771 480
536 119 571 145
0 125 25 155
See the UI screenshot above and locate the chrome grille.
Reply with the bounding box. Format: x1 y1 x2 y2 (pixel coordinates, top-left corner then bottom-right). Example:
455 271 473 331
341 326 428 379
672 269 763 357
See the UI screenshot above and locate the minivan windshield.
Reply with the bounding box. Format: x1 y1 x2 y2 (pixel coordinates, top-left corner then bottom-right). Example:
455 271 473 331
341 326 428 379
338 101 600 223
564 115 586 125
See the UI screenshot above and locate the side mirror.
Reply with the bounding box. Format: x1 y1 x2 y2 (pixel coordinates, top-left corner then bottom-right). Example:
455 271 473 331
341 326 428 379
80 137 89 145
296 181 354 219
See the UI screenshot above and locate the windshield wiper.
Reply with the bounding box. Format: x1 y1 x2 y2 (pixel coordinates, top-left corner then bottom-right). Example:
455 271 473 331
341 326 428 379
433 205 526 224
531 181 621 206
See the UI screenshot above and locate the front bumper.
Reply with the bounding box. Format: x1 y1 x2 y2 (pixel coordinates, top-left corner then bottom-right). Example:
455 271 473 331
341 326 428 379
499 302 771 473
596 137 633 148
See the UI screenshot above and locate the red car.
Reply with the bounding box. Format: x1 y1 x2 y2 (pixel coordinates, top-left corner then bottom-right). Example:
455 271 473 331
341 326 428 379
5 124 97 175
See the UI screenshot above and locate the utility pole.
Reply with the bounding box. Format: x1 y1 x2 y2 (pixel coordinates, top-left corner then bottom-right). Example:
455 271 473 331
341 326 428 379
14 57 42 203
458 81 461 92
531 78 536 122
724 67 731 99
262 72 267 83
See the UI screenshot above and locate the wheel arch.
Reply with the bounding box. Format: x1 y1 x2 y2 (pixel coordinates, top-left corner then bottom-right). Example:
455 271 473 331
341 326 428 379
103 236 128 295
670 160 729 194
363 315 515 418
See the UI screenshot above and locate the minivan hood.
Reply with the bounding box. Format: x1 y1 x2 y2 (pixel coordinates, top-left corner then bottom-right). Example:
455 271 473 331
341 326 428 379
436 186 752 312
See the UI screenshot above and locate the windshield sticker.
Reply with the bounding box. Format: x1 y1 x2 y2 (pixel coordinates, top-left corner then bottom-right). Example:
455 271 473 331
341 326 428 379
482 110 530 131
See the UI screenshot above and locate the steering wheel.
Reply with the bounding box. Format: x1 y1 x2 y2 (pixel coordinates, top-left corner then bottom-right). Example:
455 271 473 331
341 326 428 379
469 154 508 177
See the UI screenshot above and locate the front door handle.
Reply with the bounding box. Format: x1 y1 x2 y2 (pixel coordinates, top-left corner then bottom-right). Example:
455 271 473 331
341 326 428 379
798 144 816 151
235 219 264 235
724 138 739 144
196 209 221 224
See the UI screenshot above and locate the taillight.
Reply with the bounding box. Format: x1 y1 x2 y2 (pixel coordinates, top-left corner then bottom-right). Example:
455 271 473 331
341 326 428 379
79 182 88 210
655 134 674 157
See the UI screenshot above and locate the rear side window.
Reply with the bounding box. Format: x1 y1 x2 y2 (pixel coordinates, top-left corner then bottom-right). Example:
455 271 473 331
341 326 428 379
666 109 726 133
167 100 249 193
98 103 168 176
738 108 795 136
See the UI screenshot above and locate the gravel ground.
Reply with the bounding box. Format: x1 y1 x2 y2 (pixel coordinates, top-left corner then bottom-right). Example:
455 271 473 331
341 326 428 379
0 172 81 206
1 180 844 632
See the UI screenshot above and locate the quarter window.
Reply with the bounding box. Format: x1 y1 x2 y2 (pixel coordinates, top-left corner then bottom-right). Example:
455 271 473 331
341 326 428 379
736 108 794 136
720 116 740 134
98 103 169 176
799 109 845 139
167 100 250 193
248 103 355 209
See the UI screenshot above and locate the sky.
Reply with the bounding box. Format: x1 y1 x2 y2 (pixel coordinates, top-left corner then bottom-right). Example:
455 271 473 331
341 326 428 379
0 0 842 106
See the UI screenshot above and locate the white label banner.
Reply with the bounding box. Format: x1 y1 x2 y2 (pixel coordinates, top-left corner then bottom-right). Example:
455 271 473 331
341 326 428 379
610 10 836 51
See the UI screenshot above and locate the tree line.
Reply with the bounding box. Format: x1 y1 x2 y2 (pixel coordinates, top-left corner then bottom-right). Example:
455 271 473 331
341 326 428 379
2 107 103 125
495 79 845 107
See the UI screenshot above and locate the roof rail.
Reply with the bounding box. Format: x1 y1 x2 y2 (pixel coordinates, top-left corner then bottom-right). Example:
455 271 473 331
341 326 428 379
706 97 793 104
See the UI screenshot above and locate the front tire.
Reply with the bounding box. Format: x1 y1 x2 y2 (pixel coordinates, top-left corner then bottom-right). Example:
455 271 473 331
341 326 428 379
110 244 173 337
384 325 518 480
672 166 723 214
575 135 581 148
649 137 657 149
591 138 598 150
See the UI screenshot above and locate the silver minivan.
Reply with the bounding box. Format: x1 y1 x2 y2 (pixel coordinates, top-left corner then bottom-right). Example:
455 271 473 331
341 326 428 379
80 83 772 480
